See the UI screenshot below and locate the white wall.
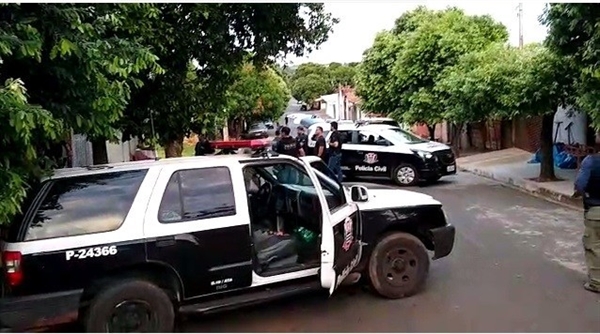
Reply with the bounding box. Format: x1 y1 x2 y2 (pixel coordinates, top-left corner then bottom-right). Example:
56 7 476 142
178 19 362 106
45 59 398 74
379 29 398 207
552 105 587 145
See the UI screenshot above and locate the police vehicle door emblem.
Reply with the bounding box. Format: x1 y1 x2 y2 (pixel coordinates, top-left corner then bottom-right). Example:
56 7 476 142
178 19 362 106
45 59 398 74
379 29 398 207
364 153 378 164
342 217 354 251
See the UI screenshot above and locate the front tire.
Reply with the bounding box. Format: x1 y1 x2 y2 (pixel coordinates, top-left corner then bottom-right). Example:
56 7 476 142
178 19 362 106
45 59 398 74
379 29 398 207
83 280 175 333
392 163 419 186
367 232 430 299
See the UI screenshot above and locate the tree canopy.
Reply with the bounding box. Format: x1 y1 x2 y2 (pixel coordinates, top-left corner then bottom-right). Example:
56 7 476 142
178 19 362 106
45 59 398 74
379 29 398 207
0 3 338 223
542 3 600 129
226 63 290 124
289 61 358 103
356 7 508 133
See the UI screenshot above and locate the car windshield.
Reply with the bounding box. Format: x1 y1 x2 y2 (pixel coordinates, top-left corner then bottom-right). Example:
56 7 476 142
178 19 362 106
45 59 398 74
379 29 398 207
382 127 427 144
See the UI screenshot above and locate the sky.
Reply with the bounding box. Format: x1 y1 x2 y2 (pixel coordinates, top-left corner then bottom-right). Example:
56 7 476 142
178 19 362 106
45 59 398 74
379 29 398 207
285 1 548 65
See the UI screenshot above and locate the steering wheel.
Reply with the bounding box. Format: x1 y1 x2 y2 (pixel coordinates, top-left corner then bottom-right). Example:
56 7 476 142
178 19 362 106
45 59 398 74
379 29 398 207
257 182 273 204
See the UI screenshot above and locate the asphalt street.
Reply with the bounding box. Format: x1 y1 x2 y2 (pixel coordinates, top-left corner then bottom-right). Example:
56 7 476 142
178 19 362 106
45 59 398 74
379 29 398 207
182 172 600 332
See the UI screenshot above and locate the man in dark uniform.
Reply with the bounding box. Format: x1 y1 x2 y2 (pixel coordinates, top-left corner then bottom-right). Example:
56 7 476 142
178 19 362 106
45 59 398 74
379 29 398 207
296 126 308 157
274 126 298 183
275 126 298 157
574 153 600 293
327 121 343 182
313 126 327 161
271 128 281 151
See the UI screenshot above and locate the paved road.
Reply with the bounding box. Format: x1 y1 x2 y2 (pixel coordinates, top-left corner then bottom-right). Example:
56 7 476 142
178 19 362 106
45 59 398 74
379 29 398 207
181 172 600 332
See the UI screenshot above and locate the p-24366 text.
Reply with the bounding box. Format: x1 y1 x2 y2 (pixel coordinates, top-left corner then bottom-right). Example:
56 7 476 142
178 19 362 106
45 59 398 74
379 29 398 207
65 246 118 261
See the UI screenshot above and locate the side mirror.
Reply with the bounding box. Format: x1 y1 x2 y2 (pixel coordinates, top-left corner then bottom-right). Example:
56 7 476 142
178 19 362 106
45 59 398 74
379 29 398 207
350 185 369 202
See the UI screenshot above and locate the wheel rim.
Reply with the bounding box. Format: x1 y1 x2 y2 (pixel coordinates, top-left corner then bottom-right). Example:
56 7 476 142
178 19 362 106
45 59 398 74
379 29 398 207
382 247 419 287
107 300 156 333
396 167 416 184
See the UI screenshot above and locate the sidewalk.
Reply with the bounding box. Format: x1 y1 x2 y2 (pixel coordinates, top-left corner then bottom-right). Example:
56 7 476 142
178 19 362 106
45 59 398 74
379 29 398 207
457 148 583 210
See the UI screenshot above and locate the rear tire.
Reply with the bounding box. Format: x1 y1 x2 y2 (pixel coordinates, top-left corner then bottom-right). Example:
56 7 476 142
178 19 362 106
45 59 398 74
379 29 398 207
367 232 429 299
83 279 175 333
392 163 419 186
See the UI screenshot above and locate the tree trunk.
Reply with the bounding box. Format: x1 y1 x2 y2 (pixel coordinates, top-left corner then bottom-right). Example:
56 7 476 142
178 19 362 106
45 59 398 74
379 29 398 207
538 112 557 182
163 135 184 158
427 124 436 141
450 123 464 158
466 123 473 148
91 138 108 165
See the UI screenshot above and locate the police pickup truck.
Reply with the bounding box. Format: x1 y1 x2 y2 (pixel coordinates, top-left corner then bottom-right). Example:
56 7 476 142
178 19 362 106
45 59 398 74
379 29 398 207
0 139 455 332
325 123 457 186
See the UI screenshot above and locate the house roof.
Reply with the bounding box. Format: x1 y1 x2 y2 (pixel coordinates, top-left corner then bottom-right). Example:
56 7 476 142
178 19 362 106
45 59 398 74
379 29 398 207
340 86 360 104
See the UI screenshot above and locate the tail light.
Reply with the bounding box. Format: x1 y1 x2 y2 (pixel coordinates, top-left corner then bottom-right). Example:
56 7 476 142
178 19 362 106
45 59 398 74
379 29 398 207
2 251 23 287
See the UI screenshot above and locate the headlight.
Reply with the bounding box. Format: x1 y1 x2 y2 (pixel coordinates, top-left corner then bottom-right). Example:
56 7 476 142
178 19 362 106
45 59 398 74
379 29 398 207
414 150 433 160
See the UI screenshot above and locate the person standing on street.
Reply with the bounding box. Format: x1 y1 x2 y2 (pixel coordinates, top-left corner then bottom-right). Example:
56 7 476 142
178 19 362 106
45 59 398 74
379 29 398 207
285 116 289 126
275 126 298 157
274 126 298 183
313 126 327 161
296 126 308 157
327 121 344 182
574 153 600 293
271 128 281 151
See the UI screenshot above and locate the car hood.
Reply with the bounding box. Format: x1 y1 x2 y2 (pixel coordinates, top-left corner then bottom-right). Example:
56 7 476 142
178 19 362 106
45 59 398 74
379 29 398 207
354 188 441 211
248 128 267 133
407 140 451 153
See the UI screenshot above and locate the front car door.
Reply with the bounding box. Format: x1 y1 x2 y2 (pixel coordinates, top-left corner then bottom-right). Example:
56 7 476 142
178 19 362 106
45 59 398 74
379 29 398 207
343 130 394 177
302 159 362 295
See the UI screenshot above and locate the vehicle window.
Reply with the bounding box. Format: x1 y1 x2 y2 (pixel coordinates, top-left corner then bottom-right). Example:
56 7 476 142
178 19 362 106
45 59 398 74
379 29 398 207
382 128 427 144
158 167 236 223
25 170 148 241
358 130 391 146
262 162 344 211
309 161 346 211
338 130 351 144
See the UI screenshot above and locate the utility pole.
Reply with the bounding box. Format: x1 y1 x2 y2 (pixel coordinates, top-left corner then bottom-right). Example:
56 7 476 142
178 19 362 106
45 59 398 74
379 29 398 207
518 2 524 49
511 2 524 147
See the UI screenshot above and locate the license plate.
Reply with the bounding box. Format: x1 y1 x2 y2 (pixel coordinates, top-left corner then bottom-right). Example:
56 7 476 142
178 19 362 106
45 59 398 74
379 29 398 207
447 165 455 172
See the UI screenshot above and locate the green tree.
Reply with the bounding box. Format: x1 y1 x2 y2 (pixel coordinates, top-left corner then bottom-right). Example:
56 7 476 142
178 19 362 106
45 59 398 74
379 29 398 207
542 3 600 129
290 73 331 104
439 43 576 181
123 4 338 157
329 64 357 87
355 32 403 116
0 4 161 223
357 7 508 139
226 63 290 125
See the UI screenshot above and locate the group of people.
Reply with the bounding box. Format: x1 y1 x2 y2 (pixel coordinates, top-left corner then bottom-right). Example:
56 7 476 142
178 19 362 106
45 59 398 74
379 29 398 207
272 121 344 182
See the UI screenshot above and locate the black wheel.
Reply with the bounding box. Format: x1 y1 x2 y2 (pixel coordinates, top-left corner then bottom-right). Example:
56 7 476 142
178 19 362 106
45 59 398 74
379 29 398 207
367 232 429 299
83 280 175 333
392 163 419 186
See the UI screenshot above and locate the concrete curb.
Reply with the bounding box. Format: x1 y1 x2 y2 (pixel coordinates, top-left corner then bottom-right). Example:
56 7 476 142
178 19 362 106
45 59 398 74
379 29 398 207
458 166 584 212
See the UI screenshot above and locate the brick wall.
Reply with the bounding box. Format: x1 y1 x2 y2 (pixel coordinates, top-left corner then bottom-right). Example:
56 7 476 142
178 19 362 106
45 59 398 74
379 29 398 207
514 115 543 152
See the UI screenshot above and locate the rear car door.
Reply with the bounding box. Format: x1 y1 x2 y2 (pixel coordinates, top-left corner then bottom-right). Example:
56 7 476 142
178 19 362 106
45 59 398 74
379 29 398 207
143 161 253 298
303 160 362 295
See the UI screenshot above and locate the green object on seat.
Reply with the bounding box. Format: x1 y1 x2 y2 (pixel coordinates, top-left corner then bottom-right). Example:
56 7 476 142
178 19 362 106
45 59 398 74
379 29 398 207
294 226 316 245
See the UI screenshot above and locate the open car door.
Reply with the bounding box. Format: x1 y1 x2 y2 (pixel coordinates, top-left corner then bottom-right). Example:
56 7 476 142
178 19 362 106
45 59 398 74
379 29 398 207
320 203 362 295
301 158 363 295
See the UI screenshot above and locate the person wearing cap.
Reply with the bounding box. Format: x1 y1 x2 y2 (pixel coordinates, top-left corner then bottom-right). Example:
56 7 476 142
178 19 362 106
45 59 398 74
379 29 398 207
296 125 308 157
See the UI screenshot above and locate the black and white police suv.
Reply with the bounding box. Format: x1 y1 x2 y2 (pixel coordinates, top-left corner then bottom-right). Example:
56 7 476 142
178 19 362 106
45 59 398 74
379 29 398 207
325 123 457 186
0 139 455 332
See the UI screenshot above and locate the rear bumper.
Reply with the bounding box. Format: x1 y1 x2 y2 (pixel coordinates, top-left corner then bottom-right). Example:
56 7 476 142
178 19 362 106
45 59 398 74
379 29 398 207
430 225 456 260
0 289 82 331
